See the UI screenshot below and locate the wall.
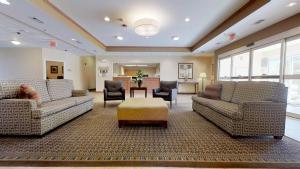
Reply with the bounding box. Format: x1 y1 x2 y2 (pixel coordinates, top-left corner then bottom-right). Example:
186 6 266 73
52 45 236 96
46 61 64 79
81 56 96 90
42 48 86 89
0 48 43 80
96 55 214 91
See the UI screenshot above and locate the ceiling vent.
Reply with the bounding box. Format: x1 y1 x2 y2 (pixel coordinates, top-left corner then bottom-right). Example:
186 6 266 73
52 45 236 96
254 19 265 25
30 17 44 24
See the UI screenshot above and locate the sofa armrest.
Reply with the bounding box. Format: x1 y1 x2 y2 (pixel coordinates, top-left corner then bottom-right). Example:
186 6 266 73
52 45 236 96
197 92 204 97
239 101 287 135
0 99 37 112
103 88 108 100
153 88 161 94
0 99 37 135
72 90 89 97
170 88 178 100
120 87 126 100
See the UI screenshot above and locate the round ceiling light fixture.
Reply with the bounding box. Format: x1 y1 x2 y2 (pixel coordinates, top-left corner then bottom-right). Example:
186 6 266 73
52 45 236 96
134 18 160 37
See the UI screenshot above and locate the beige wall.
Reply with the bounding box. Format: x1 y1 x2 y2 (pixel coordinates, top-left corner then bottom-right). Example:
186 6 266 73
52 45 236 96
46 61 64 79
0 48 43 80
96 55 215 91
81 56 96 90
42 48 86 90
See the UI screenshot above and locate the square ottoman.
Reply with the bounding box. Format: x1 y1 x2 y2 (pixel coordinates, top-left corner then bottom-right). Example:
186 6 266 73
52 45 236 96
117 98 168 128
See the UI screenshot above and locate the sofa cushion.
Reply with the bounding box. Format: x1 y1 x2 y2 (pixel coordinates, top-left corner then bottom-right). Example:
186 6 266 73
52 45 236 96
47 79 73 101
74 95 94 105
231 81 287 104
105 80 123 92
0 80 50 103
155 92 169 97
160 81 177 92
107 91 122 97
192 96 242 120
203 84 222 100
217 81 236 102
32 98 76 119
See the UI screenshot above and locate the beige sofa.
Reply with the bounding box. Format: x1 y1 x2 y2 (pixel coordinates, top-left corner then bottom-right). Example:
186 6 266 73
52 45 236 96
0 79 93 135
192 81 287 139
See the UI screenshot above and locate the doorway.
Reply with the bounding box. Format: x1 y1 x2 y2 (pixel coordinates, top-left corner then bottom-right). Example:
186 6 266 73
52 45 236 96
46 61 64 79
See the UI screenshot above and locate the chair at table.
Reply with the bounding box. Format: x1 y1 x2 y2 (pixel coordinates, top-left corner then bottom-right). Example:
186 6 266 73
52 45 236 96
103 80 125 107
153 81 178 108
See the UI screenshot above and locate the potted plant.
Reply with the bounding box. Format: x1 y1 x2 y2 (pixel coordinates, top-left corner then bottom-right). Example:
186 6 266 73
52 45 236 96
135 69 144 88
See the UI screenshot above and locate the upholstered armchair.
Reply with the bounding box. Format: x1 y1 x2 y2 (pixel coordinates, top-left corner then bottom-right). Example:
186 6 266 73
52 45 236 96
103 80 125 107
153 81 178 108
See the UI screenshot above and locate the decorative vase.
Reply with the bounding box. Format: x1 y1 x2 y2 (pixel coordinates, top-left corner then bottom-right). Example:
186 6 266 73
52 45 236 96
138 80 143 88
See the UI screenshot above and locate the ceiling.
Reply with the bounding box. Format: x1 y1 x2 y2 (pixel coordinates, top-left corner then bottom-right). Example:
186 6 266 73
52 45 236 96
49 0 247 47
0 0 299 56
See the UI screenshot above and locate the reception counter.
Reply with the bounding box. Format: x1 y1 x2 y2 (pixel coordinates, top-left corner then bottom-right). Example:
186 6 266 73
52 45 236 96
113 77 160 92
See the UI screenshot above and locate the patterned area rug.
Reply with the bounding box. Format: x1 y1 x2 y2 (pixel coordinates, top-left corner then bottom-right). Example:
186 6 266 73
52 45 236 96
0 102 300 168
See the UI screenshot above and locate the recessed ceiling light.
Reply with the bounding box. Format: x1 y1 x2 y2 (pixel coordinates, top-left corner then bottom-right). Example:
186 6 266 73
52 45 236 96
11 40 21 45
184 17 190 22
71 38 76 41
287 2 297 7
115 36 123 40
172 36 180 41
104 16 110 22
0 0 10 5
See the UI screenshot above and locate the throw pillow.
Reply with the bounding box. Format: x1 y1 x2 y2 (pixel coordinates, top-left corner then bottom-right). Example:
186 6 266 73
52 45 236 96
203 84 222 100
20 84 42 105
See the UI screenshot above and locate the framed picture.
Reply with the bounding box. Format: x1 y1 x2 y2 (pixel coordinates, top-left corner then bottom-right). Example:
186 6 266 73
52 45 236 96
62 66 64 74
178 63 193 79
50 66 58 74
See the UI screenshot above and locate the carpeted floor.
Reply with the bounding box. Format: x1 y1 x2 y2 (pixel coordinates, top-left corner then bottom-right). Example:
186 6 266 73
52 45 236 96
0 100 300 168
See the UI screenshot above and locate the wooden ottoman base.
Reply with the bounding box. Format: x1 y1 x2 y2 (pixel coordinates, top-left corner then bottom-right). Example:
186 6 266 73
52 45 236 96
118 120 167 128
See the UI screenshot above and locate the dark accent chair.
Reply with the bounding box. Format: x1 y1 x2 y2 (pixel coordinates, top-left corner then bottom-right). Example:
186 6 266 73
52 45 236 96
153 81 178 108
103 80 125 107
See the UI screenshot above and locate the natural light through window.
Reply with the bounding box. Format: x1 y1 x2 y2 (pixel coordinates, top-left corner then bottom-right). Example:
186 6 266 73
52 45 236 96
252 43 281 77
232 52 249 80
219 57 231 80
285 38 300 114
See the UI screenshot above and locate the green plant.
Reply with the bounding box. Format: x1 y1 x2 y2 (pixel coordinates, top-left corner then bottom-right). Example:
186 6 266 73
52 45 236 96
135 69 144 82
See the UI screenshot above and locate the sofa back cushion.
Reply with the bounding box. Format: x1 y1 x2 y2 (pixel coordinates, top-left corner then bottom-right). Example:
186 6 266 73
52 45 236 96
47 79 73 100
231 81 287 104
203 84 222 100
217 81 236 102
0 79 50 103
160 81 178 92
105 80 123 92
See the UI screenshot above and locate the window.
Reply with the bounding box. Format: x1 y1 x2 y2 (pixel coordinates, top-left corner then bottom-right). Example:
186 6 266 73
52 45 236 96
217 35 300 117
231 52 249 80
252 43 281 80
285 37 300 115
219 57 231 80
